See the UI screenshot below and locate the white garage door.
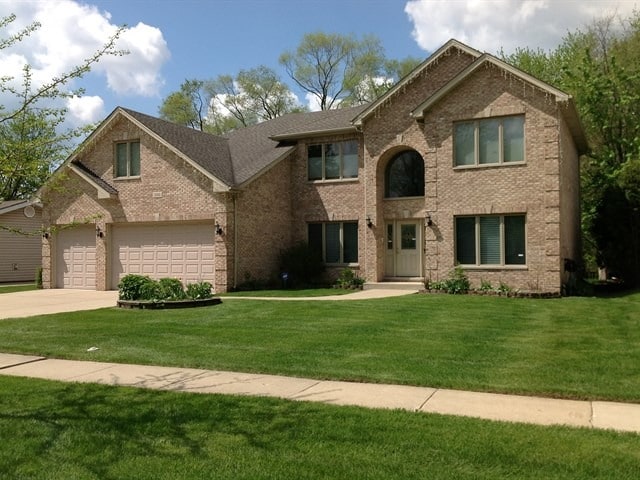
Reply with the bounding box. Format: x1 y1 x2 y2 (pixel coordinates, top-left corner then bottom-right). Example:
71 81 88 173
111 223 215 289
56 226 96 289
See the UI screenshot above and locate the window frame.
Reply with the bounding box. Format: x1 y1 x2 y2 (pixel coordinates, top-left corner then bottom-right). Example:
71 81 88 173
307 221 359 265
453 115 525 168
384 149 425 199
454 214 527 267
307 140 359 182
114 140 141 178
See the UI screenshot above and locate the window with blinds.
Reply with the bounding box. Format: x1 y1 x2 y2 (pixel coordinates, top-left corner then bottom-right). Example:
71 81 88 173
455 215 526 266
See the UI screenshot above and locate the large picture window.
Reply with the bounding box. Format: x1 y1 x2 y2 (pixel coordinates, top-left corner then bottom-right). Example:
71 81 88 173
385 150 425 198
308 140 358 181
115 141 141 178
308 222 358 264
454 116 524 167
455 215 526 266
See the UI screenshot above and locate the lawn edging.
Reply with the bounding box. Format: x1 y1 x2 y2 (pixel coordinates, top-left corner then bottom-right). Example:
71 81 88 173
117 298 222 309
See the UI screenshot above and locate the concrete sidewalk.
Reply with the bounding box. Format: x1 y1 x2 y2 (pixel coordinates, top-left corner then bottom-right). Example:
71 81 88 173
221 288 420 301
1 353 639 433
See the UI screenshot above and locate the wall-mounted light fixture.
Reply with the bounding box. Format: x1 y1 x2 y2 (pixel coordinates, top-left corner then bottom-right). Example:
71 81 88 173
366 215 373 228
425 213 433 227
42 231 49 239
96 225 104 238
215 222 224 235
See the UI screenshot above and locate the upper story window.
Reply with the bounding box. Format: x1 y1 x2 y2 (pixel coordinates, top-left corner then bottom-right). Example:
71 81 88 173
385 150 425 198
454 115 524 167
455 214 526 266
115 141 141 178
308 140 358 181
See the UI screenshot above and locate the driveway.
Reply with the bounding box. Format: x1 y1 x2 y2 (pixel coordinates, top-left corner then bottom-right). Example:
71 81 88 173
0 289 119 320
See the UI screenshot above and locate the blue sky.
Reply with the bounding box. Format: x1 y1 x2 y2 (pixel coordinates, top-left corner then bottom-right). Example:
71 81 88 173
1 0 638 126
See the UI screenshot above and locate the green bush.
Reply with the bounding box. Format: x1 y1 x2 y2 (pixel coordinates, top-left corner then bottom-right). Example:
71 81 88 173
334 268 365 289
428 267 470 294
186 281 213 299
479 279 493 292
118 274 153 300
278 242 325 287
158 277 186 300
35 267 43 289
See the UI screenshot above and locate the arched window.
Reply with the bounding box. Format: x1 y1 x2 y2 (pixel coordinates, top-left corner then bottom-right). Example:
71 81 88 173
385 150 425 198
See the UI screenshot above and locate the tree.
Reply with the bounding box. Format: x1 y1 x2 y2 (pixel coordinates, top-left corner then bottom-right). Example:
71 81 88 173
160 66 303 135
503 13 640 284
159 79 209 131
0 13 126 202
279 32 388 110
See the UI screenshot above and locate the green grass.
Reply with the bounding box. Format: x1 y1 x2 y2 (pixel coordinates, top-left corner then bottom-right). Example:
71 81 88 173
0 283 37 294
220 287 352 297
1 292 639 402
1 376 638 480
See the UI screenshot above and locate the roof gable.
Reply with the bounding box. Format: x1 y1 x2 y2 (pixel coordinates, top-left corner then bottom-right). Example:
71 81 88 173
352 39 482 126
409 53 588 155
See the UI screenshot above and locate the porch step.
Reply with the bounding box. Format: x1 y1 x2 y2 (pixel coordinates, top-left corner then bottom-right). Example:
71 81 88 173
363 281 424 292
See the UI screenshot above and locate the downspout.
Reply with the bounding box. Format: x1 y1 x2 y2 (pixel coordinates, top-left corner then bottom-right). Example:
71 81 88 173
233 193 238 289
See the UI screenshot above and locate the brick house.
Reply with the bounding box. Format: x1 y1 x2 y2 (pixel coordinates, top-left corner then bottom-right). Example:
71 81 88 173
40 39 587 293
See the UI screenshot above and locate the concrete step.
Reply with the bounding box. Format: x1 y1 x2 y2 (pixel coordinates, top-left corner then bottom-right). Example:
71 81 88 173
363 281 424 291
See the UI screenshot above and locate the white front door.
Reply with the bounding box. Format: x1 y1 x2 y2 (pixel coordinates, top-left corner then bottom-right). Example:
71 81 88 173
385 220 422 277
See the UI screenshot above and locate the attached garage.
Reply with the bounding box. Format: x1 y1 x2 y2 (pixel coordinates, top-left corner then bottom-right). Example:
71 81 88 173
56 226 96 289
111 223 215 289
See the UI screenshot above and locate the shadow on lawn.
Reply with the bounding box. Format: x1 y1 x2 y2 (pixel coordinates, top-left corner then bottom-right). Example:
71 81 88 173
1 378 310 476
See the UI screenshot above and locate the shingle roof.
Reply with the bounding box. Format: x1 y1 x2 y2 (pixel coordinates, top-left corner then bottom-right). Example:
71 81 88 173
120 108 235 186
70 161 119 195
224 105 367 185
117 105 368 188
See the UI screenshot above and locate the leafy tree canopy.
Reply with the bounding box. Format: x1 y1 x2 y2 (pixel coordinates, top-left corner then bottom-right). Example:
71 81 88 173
0 13 126 202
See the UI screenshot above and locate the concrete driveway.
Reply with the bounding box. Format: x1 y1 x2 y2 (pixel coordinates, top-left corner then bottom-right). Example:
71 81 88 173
0 289 119 320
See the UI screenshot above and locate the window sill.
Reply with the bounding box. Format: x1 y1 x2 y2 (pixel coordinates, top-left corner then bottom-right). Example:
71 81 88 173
114 176 141 181
307 178 359 185
453 162 526 171
384 196 424 201
459 265 528 271
325 263 359 268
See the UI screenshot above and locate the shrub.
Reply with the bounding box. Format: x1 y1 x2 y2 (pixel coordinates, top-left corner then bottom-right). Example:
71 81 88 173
278 242 324 287
118 274 155 300
186 281 213 299
334 268 365 289
158 277 186 300
479 279 493 292
35 267 43 289
427 267 470 294
496 281 513 294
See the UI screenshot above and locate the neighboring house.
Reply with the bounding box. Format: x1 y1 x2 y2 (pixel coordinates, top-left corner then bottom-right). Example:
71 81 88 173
40 39 587 293
0 199 42 283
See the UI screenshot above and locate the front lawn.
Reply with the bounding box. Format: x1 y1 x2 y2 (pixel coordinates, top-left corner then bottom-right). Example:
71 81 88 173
0 283 37 294
1 376 638 479
0 292 639 402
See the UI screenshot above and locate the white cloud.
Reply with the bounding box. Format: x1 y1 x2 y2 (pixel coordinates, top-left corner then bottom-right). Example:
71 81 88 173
98 22 170 96
0 0 170 111
405 0 640 54
67 95 105 124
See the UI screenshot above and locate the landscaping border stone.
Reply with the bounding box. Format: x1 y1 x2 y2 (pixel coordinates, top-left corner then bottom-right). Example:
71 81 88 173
117 298 222 309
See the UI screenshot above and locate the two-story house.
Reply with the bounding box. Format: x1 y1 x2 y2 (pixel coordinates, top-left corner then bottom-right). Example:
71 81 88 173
40 39 587 294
